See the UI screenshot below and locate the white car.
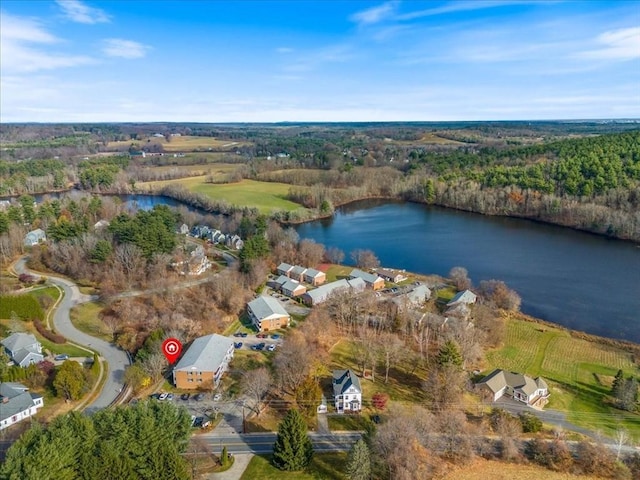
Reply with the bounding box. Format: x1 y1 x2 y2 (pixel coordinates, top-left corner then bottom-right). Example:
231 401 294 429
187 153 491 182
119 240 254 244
267 344 276 352
158 393 168 401
213 393 222 401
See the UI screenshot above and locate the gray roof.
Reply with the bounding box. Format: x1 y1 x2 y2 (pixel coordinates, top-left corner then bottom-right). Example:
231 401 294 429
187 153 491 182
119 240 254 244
304 278 365 304
247 296 289 321
333 370 362 397
277 262 293 273
173 334 233 373
275 275 290 285
13 350 44 367
349 268 382 285
281 279 304 293
447 289 477 306
304 268 323 279
0 382 42 423
1 333 39 354
291 265 307 277
477 369 548 397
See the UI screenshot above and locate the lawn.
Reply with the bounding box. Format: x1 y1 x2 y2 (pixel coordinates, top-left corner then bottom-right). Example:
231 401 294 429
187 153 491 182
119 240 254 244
70 301 111 342
240 453 347 480
329 339 426 405
323 265 352 282
486 316 640 438
327 414 371 432
141 177 304 213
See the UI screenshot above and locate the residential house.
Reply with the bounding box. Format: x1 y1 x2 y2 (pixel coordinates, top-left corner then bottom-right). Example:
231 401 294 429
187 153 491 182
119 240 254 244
392 284 431 311
191 225 211 239
476 369 550 408
247 296 291 332
333 370 362 414
349 269 385 291
446 289 477 308
377 268 407 284
24 229 46 247
276 262 294 277
173 334 234 390
0 382 44 430
289 265 307 282
302 277 366 306
226 235 244 250
179 223 190 235
1 333 44 367
280 279 307 298
94 219 110 230
303 268 326 286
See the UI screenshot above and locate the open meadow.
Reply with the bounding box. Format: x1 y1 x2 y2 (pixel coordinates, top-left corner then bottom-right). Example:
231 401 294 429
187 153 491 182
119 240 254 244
486 315 640 438
140 176 304 213
108 135 252 152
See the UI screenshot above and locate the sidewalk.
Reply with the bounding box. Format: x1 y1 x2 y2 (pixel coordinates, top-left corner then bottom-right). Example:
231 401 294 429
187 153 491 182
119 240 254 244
204 454 253 480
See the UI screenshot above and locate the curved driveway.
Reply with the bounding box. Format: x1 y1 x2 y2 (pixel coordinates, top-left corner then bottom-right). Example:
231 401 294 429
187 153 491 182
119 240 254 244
14 258 130 413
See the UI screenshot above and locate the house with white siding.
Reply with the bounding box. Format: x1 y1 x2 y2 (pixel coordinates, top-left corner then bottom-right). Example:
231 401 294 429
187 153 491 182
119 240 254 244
0 382 44 430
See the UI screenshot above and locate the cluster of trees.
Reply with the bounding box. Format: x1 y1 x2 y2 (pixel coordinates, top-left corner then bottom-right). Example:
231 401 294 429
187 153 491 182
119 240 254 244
0 293 44 320
611 370 639 412
0 401 193 479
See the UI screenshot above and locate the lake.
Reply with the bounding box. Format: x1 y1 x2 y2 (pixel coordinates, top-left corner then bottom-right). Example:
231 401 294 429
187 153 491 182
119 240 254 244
295 199 640 343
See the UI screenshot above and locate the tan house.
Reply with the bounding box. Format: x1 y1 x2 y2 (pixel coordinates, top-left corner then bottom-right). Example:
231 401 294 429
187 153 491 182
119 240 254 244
281 279 307 297
376 268 407 283
276 262 294 277
173 334 234 390
247 296 291 332
289 265 307 282
476 369 550 408
349 269 385 291
303 268 326 286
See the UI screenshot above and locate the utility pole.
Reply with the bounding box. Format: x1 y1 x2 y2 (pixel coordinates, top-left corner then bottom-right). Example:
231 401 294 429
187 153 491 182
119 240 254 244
242 401 246 434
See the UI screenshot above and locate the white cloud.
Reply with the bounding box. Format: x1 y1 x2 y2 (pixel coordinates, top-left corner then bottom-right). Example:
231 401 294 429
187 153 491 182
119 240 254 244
577 27 640 61
0 12 94 73
350 1 397 26
102 39 150 59
55 0 110 24
397 1 554 21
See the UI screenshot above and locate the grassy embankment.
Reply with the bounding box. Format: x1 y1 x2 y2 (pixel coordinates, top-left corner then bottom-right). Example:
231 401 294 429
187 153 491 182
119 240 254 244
69 301 111 342
240 453 347 480
486 314 639 438
140 176 303 214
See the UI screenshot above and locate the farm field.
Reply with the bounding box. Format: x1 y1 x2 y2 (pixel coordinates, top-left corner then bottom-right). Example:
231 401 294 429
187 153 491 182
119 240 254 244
141 177 304 213
109 136 252 152
486 316 640 437
442 459 602 480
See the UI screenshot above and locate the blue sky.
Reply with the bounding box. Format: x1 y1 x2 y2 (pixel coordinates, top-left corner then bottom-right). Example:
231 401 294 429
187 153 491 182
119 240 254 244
1 0 638 122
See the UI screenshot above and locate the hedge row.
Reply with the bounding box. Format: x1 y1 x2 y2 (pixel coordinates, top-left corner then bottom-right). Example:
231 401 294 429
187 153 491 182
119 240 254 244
33 319 66 344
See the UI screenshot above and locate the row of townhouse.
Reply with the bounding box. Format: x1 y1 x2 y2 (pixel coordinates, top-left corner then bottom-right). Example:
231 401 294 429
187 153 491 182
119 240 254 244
185 224 244 250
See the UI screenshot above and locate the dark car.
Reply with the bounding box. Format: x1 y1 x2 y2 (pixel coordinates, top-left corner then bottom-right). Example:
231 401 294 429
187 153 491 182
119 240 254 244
270 334 280 340
234 342 243 349
240 332 248 337
166 393 174 401
233 332 243 337
180 393 190 401
256 342 266 350
194 393 205 401
193 417 204 428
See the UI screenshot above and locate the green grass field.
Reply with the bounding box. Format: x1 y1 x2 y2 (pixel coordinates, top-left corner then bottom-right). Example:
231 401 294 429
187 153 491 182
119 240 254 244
70 301 111 342
240 453 347 480
108 136 252 152
142 176 303 213
486 317 640 438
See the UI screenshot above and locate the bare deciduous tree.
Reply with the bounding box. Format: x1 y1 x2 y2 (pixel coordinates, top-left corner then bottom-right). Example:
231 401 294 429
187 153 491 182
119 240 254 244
350 249 380 269
449 266 471 290
241 367 272 416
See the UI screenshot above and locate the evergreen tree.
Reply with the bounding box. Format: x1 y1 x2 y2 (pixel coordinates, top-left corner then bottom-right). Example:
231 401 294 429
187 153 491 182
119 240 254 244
221 445 229 467
346 438 371 480
612 369 624 397
272 408 313 471
436 340 463 368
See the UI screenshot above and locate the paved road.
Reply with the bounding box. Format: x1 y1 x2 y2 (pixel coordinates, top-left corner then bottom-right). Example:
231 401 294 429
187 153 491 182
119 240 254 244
14 258 130 413
198 432 362 454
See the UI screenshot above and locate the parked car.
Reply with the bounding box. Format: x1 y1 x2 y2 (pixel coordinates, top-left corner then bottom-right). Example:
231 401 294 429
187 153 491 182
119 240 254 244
149 393 160 400
234 342 243 349
180 393 190 401
166 393 174 401
240 332 248 337
194 393 205 401
267 344 276 352
233 332 243 337
270 334 280 340
213 393 222 401
54 354 69 361
158 393 168 401
256 333 267 338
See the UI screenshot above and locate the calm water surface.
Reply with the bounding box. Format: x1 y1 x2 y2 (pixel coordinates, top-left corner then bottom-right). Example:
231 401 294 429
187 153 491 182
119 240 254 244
295 200 640 343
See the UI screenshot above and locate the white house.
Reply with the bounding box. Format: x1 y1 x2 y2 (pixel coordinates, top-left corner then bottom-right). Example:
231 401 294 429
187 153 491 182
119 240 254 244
476 369 550 408
24 228 46 247
446 289 477 307
333 369 362 414
172 334 234 390
1 333 44 367
0 382 44 430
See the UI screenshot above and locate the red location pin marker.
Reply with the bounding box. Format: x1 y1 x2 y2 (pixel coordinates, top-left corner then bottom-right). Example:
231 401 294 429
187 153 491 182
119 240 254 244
162 338 182 364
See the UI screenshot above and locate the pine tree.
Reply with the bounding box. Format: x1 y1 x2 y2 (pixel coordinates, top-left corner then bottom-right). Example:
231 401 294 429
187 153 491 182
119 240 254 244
221 445 229 467
272 409 313 471
346 438 371 480
436 340 463 368
612 369 624 397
